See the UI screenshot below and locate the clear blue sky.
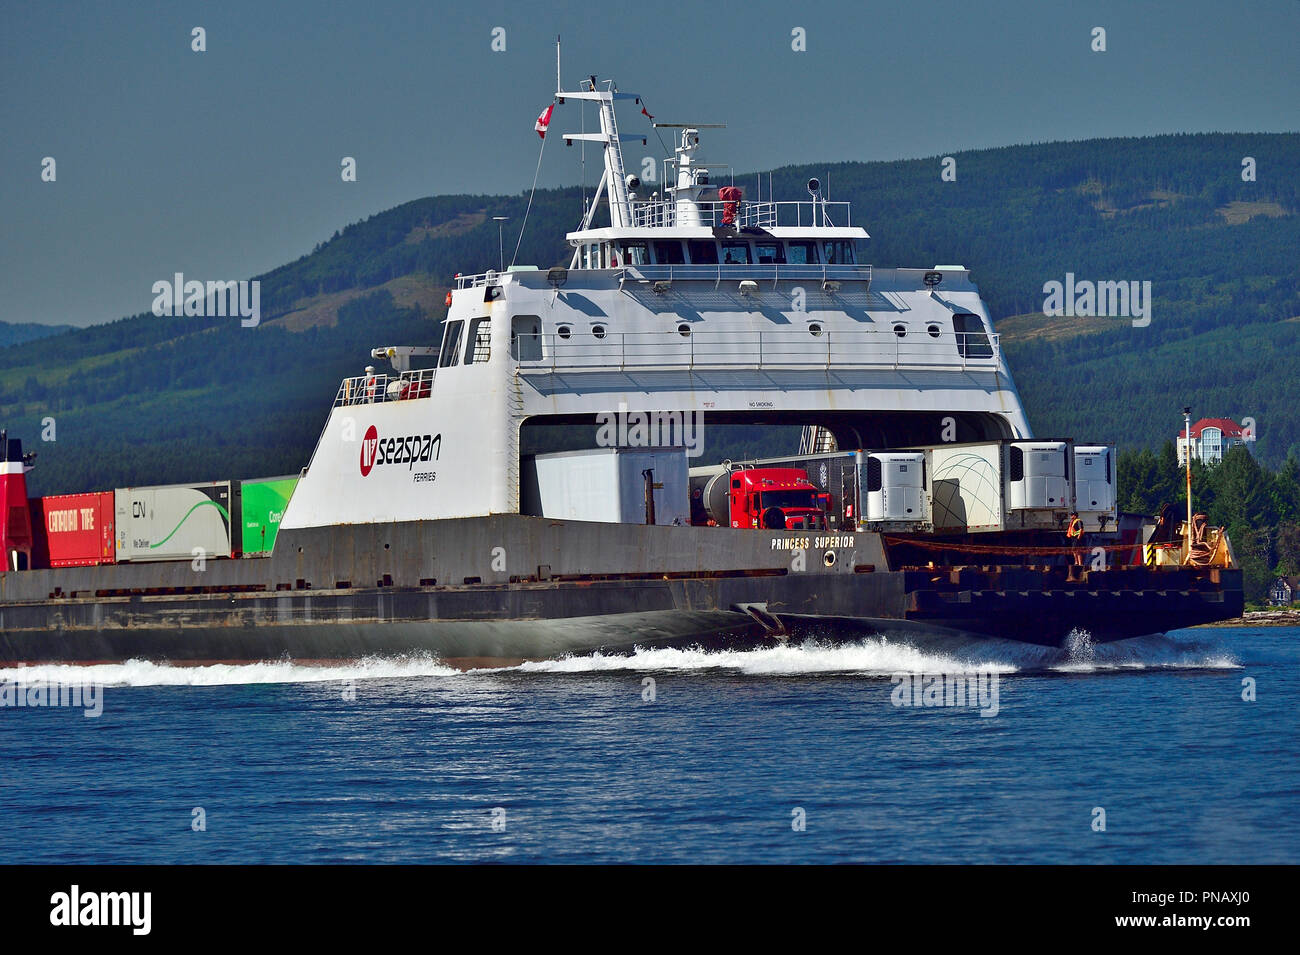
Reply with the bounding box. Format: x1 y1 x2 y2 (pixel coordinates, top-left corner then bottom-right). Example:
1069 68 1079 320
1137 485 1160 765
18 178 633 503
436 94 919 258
2 0 1297 327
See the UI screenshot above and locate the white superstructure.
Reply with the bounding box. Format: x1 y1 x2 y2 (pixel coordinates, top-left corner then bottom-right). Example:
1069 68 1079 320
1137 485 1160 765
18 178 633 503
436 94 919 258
283 76 1033 530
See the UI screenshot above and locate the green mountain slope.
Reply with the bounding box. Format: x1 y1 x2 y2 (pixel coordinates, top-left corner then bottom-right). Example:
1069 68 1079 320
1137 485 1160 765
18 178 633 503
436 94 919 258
0 320 74 348
2 132 1297 495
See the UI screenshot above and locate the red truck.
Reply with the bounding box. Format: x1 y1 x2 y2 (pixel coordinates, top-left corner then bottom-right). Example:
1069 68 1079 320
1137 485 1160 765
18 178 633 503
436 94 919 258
694 467 827 530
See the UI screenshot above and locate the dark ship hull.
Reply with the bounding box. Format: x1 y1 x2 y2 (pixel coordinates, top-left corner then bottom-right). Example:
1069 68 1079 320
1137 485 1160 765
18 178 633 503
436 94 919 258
0 515 1243 665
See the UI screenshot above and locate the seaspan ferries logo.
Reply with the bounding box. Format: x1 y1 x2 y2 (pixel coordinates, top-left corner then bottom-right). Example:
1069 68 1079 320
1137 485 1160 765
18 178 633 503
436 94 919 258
358 425 441 478
360 425 379 476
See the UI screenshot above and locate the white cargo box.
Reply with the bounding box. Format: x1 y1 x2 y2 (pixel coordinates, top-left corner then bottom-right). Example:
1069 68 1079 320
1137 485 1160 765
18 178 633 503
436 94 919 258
1073 445 1118 529
865 452 928 526
1006 441 1072 511
927 442 1005 533
1003 441 1073 530
522 447 689 526
114 481 238 562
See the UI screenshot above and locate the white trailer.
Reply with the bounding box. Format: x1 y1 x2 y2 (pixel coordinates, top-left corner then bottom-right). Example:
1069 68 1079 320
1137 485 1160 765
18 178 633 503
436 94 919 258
521 447 690 526
864 452 929 530
114 481 238 562
1004 441 1073 529
1073 445 1118 530
926 442 1005 533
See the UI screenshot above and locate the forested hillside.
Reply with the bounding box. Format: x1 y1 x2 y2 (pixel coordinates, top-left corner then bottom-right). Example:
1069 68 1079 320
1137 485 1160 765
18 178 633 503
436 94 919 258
1118 443 1300 604
2 131 1297 496
0 320 72 348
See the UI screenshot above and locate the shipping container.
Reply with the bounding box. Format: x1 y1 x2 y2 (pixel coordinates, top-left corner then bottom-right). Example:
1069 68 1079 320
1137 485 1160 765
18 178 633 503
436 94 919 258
521 447 689 525
114 481 239 562
240 476 298 555
33 492 116 567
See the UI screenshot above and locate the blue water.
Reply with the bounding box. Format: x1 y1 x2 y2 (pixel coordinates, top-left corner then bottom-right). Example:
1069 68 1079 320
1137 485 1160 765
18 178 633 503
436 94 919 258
0 627 1295 864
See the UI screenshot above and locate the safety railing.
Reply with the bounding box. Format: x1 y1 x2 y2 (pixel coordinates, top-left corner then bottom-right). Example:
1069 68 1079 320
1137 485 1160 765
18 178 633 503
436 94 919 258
511 328 1000 374
333 368 435 406
630 199 852 229
453 261 871 289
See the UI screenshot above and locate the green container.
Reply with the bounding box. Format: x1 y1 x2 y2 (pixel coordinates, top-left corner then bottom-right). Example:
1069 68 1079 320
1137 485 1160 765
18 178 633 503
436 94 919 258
240 476 298 555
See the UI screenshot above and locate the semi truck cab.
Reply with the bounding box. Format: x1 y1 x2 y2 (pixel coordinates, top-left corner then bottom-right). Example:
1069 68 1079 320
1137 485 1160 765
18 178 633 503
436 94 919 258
727 468 826 530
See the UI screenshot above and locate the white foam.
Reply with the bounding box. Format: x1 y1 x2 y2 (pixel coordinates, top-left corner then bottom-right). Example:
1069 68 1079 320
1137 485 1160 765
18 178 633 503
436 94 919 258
1050 631 1240 672
0 631 1242 688
1 655 459 688
504 639 1019 676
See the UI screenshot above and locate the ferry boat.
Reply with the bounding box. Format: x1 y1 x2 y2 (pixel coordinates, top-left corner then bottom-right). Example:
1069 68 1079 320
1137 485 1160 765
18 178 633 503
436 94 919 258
0 75 1242 665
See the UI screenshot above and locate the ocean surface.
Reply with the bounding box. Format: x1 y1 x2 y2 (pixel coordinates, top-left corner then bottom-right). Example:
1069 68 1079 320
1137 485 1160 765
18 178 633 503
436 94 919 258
0 626 1295 864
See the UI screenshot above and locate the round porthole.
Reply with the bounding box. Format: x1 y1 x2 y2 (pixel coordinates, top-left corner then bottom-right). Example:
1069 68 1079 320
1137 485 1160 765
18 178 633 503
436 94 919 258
677 323 691 337
557 325 572 339
927 323 941 338
808 323 823 337
823 550 837 568
592 324 607 339
893 323 907 338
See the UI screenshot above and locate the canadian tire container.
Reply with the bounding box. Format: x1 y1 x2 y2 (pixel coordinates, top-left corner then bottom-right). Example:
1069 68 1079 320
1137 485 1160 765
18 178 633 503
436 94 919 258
35 491 116 567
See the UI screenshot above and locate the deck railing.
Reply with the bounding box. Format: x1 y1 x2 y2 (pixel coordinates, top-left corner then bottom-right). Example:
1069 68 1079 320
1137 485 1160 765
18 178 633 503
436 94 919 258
333 368 435 406
454 262 872 289
631 199 851 229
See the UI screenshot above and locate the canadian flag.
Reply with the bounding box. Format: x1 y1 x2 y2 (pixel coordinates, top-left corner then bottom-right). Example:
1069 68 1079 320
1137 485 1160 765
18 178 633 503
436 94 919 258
535 103 554 139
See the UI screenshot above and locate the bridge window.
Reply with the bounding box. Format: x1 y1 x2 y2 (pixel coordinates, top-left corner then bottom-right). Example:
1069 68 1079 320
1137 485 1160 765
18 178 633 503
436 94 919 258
439 320 464 367
953 313 993 359
510 315 543 361
754 242 785 265
466 317 491 364
721 241 751 264
617 241 650 266
653 240 685 264
687 240 718 264
786 241 818 264
821 240 855 265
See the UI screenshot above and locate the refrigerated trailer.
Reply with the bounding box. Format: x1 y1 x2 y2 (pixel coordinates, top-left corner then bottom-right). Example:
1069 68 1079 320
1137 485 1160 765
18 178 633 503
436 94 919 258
1073 445 1118 531
114 481 240 562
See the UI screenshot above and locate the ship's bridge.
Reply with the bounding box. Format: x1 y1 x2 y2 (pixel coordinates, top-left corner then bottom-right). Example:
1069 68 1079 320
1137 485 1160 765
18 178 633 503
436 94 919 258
564 223 869 277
